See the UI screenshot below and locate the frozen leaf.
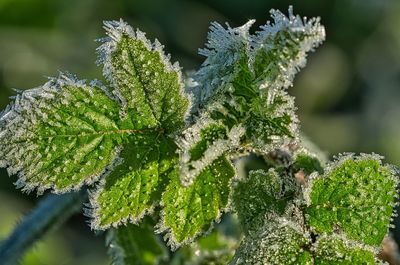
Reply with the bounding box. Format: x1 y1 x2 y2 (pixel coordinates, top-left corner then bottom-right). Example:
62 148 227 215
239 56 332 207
190 7 326 155
159 157 235 249
98 20 189 133
0 20 190 232
190 20 254 109
252 6 325 92
0 75 123 194
90 137 176 229
312 234 379 264
177 118 244 186
231 169 297 232
243 88 298 151
305 154 398 247
231 216 312 265
107 217 167 265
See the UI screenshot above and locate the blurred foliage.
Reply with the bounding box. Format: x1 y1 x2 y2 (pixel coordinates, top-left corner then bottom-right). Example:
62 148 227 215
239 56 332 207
0 0 399 263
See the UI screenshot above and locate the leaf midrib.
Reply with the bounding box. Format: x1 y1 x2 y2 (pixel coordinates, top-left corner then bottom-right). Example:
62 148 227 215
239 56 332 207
5 128 165 144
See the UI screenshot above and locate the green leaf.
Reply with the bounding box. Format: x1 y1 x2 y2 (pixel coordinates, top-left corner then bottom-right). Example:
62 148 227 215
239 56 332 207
305 154 398 247
107 217 167 265
170 229 237 265
99 20 189 133
177 119 244 186
243 88 298 151
231 169 296 232
231 216 312 265
90 136 176 229
88 20 190 228
192 7 326 154
313 234 378 264
0 20 190 232
252 6 325 91
0 75 124 193
159 157 235 249
190 20 254 109
293 151 324 175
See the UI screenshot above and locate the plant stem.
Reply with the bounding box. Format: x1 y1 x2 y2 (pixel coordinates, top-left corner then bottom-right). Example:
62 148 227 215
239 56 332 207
0 189 87 265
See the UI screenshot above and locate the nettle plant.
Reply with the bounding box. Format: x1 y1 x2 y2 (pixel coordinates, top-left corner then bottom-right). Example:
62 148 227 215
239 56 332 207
0 6 398 265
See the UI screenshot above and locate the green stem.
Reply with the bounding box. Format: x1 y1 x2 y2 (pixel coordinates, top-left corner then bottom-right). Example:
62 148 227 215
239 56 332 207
0 189 87 265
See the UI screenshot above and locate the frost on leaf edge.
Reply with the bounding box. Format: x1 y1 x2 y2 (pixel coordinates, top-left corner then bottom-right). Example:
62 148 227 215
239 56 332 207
0 73 123 195
96 19 191 120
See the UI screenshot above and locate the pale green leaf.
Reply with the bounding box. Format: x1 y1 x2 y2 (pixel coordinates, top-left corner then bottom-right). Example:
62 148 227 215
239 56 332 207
231 169 297 232
107 217 167 265
190 20 254 109
177 118 244 186
312 234 378 264
252 6 325 91
231 216 312 265
305 154 398 247
170 229 237 265
159 157 235 249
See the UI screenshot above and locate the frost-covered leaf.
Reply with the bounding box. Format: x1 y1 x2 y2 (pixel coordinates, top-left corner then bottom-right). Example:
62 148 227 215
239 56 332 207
0 19 190 233
90 137 176 229
177 118 244 186
0 75 123 194
312 234 379 264
231 169 297 232
159 157 235 249
189 20 254 109
305 154 398 247
252 6 325 91
188 7 325 156
231 216 312 265
98 20 189 133
88 20 190 228
107 217 167 265
243 88 298 151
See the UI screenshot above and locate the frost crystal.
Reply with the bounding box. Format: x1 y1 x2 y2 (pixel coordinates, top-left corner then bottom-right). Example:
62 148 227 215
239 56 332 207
191 20 254 110
252 6 325 92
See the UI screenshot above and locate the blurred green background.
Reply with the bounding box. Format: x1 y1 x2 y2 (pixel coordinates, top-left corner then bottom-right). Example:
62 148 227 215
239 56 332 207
0 0 399 264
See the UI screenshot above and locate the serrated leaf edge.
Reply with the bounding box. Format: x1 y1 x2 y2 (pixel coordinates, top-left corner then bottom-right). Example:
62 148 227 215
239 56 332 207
0 73 123 195
97 19 191 121
178 121 245 186
155 166 238 251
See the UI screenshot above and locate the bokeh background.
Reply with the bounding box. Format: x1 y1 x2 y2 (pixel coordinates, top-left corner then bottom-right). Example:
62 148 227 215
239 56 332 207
0 0 399 264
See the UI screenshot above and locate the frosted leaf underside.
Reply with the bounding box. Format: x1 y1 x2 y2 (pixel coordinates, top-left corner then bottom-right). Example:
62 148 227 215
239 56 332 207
160 157 235 248
231 216 312 265
313 235 377 264
232 169 294 232
306 154 398 246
